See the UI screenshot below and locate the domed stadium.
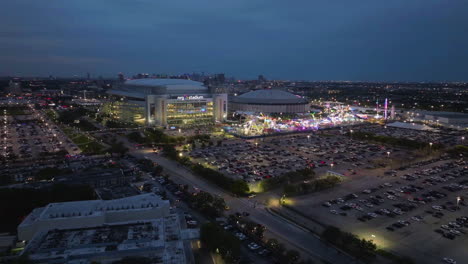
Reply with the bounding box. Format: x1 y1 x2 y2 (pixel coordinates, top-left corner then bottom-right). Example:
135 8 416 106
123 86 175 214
106 79 227 127
230 89 309 113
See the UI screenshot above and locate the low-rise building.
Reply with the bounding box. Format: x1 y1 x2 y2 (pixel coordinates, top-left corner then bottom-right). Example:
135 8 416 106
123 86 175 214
22 215 198 264
18 193 170 241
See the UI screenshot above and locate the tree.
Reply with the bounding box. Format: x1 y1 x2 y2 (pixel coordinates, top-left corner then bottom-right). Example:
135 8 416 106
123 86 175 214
153 165 163 175
212 196 227 213
200 223 241 262
285 249 300 263
266 238 279 249
162 145 178 160
230 180 249 196
107 140 129 157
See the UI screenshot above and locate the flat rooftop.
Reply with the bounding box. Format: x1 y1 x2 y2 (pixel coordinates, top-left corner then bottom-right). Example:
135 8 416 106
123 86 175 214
19 193 169 227
24 216 190 264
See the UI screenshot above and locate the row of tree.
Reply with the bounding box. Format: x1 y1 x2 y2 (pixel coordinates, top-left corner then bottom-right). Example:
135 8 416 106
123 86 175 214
447 145 468 157
189 191 226 218
190 163 250 196
283 175 342 196
260 168 315 192
321 226 415 264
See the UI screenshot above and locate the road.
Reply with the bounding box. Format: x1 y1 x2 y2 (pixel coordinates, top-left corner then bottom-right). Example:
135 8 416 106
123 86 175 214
130 148 357 264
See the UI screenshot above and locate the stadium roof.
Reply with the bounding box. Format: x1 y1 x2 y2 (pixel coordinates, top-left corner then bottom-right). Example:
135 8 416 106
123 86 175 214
231 89 308 105
108 78 208 98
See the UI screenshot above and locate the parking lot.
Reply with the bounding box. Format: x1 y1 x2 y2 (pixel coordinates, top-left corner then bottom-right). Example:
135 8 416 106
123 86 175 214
189 129 411 184
292 158 468 264
0 104 79 163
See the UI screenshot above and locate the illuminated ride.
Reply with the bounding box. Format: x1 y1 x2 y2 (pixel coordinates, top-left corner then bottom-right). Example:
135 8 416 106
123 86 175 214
228 105 362 137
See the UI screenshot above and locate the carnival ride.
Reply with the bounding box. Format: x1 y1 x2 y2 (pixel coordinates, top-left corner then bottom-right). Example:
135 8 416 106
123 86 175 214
228 103 363 136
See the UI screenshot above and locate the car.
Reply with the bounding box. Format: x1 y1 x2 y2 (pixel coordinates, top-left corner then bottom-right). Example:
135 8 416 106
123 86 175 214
248 194 256 199
442 257 457 264
386 226 394 231
443 233 456 240
258 249 271 256
248 242 261 251
330 210 338 215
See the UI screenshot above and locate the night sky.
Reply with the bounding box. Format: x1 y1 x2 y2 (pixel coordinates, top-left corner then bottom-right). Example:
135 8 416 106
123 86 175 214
1 0 467 81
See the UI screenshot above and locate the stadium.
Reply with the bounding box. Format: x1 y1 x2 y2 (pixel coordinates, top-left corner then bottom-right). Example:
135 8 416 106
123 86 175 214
106 79 227 127
229 89 309 114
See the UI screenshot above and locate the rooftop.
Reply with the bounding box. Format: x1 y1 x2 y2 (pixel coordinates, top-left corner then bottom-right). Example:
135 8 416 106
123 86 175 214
108 78 209 98
231 89 308 104
20 193 169 226
24 217 192 264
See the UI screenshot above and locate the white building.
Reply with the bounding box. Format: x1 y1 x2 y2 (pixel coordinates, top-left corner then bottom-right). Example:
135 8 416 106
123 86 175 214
18 193 170 241
106 79 228 127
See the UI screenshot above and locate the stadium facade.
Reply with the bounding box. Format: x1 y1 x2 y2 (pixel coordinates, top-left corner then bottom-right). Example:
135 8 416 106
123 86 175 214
106 79 227 127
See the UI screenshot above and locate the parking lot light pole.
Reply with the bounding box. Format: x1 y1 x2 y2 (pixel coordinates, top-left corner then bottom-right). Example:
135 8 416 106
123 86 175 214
429 142 433 154
457 196 461 206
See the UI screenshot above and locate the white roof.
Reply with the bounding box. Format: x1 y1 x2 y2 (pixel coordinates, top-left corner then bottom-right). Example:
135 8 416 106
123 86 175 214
21 193 168 224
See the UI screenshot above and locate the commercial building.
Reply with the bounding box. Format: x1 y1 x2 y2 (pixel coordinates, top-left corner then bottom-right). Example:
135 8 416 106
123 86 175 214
405 111 468 130
229 89 309 114
106 79 228 127
22 216 198 264
18 193 170 241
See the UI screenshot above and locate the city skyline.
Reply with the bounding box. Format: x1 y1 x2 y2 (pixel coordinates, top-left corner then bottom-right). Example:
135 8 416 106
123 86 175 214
1 0 468 81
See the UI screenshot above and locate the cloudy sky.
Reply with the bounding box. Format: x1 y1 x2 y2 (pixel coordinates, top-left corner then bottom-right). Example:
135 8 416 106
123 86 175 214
1 0 467 81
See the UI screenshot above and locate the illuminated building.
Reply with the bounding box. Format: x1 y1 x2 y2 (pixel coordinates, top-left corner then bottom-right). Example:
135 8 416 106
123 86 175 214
106 79 227 127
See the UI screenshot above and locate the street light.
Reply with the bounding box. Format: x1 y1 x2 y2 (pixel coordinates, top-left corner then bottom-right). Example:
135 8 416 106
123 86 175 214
457 196 461 206
307 135 310 141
